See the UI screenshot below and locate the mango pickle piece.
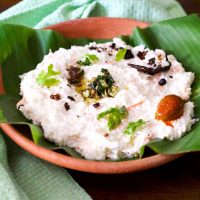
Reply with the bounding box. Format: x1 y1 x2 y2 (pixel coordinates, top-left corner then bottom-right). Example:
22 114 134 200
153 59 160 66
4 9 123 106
155 94 185 122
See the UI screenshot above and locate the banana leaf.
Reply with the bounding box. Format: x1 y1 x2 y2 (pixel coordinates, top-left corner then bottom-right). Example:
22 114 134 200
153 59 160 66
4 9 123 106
0 24 90 158
1 14 200 160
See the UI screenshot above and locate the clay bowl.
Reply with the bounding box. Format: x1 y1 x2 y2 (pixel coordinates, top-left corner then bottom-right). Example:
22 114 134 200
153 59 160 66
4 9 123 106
0 17 182 174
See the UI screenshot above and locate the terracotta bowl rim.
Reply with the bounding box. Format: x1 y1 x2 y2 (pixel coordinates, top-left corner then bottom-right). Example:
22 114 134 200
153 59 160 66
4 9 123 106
0 17 183 174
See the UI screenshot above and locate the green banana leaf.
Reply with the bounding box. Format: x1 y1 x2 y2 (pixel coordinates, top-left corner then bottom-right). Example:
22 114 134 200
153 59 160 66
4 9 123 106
1 14 200 160
0 24 90 158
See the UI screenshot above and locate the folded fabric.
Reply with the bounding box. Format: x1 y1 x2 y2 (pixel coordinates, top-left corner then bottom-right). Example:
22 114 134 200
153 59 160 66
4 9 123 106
0 0 186 28
0 131 92 200
0 0 186 200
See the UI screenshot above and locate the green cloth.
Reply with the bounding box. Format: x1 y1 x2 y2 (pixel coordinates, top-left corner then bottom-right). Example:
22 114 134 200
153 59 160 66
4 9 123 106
0 0 186 28
0 0 186 199
0 131 92 200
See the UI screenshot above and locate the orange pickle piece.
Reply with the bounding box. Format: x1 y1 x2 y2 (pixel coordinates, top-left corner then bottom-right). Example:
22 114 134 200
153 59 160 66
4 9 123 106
155 94 185 123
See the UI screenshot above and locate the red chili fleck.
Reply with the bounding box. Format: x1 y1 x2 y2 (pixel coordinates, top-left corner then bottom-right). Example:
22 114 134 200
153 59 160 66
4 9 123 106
93 102 100 108
50 94 61 100
124 49 134 59
110 43 116 49
137 51 147 60
148 58 155 65
104 133 109 137
64 102 70 111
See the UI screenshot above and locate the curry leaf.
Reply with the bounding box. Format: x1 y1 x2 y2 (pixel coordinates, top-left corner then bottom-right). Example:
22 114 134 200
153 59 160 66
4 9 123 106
87 68 118 98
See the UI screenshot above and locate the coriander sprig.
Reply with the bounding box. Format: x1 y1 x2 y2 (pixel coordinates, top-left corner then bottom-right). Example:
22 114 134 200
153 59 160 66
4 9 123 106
124 119 145 144
36 64 61 87
97 105 128 130
77 54 99 66
115 48 127 61
124 119 145 135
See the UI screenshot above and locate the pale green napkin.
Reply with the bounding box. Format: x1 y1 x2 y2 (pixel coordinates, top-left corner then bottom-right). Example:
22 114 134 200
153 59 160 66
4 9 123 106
0 131 92 200
0 0 186 28
0 0 186 199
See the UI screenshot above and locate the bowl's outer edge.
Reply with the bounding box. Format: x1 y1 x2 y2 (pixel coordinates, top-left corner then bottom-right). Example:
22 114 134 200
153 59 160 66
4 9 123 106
0 123 182 174
45 17 149 39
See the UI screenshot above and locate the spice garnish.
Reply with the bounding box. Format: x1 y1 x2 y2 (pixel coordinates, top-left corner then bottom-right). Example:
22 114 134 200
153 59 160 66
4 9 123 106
159 78 167 86
64 102 70 111
50 94 61 100
93 102 100 108
157 54 162 61
127 101 144 111
67 66 84 85
89 46 97 50
128 62 171 75
137 51 147 60
116 48 134 61
77 54 99 66
100 47 107 51
68 96 75 101
97 106 128 130
148 57 156 65
82 68 118 99
110 43 116 49
36 64 61 87
104 133 109 137
124 49 134 59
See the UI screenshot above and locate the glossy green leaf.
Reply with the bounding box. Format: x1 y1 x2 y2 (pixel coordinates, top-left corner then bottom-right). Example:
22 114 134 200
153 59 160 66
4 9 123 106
0 24 90 158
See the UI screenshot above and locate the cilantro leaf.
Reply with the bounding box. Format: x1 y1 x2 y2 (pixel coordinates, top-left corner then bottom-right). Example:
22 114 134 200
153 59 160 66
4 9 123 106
116 48 127 61
77 57 91 66
97 106 128 130
77 54 99 66
124 119 145 135
85 54 99 62
36 64 61 87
